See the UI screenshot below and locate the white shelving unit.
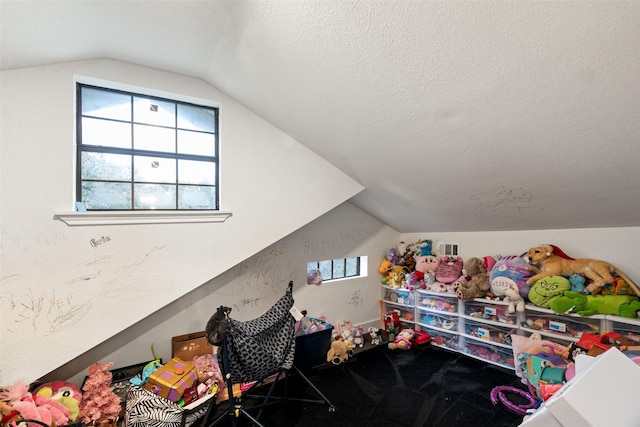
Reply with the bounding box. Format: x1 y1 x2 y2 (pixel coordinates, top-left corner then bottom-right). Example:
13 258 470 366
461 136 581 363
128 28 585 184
380 282 640 372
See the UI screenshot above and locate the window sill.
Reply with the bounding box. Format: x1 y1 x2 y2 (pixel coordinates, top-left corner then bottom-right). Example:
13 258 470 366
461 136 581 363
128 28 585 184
54 210 232 226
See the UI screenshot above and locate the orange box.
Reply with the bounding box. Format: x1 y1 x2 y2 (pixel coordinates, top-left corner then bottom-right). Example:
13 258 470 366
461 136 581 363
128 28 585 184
145 358 197 402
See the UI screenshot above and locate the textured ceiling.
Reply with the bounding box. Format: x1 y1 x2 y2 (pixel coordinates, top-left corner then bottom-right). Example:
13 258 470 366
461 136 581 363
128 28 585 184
2 1 640 232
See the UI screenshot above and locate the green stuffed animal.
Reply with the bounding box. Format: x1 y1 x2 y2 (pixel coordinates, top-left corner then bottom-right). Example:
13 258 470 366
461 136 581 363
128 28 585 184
528 276 571 308
549 291 640 318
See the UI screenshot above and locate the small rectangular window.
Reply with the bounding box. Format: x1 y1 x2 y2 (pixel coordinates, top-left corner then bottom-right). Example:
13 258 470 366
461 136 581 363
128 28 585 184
76 83 219 210
307 256 364 283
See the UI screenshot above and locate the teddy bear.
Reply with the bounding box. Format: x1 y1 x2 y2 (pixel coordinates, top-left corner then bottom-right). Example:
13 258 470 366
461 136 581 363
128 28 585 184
388 328 414 350
454 257 491 301
327 336 352 365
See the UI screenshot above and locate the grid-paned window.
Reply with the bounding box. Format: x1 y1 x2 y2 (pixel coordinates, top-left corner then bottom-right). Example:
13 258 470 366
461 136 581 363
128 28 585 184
307 257 362 282
76 84 219 210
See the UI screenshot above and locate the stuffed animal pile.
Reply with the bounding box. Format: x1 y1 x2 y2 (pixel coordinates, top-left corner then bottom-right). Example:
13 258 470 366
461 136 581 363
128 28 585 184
378 241 640 319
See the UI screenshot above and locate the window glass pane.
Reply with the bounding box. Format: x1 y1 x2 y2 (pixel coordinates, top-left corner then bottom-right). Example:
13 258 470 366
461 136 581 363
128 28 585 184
133 96 175 127
178 130 216 156
134 124 175 153
333 259 345 279
178 104 216 132
82 118 131 149
82 87 131 121
178 160 215 185
178 185 217 209
345 257 358 276
319 260 332 280
82 152 131 181
81 181 131 209
134 156 176 183
134 183 176 209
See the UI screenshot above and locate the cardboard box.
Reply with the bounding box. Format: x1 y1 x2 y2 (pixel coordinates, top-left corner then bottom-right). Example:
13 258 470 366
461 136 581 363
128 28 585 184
172 331 214 361
145 358 197 402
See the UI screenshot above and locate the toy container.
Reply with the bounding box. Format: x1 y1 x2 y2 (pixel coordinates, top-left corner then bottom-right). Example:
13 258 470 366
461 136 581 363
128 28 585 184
463 299 517 325
382 285 415 307
416 308 458 332
463 318 516 348
522 305 602 342
416 290 457 314
294 326 334 370
463 339 514 369
421 326 459 351
145 357 197 402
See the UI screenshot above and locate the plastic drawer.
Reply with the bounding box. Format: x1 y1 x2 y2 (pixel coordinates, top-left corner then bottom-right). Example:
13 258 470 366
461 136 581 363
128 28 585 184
463 340 515 369
463 318 516 346
417 309 458 332
523 310 600 340
463 300 517 325
417 291 458 314
421 326 459 351
383 286 415 306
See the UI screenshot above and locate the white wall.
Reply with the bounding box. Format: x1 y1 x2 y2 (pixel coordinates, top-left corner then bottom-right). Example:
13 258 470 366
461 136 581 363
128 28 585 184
0 59 363 385
40 202 398 385
402 228 640 280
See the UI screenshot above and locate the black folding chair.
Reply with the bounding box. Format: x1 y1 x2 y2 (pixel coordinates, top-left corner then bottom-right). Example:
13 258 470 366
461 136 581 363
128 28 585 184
200 281 335 427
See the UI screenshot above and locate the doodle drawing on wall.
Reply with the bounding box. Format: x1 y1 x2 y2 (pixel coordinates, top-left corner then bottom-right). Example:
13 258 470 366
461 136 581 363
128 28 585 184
471 186 543 220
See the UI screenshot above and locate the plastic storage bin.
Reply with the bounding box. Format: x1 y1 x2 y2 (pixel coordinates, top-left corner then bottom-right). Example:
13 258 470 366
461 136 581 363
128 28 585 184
417 290 458 314
463 318 516 347
417 309 458 332
421 326 459 351
463 299 517 325
463 339 515 369
382 286 415 306
523 305 601 341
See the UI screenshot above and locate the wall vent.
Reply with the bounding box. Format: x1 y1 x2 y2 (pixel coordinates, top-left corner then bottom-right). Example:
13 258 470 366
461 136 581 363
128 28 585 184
438 242 460 257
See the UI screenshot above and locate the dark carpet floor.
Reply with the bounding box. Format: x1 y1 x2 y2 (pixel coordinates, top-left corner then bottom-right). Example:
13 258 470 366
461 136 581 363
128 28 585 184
202 345 527 427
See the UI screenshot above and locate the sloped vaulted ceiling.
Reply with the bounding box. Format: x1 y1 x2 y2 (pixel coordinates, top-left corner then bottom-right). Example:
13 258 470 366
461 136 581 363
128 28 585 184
2 0 640 232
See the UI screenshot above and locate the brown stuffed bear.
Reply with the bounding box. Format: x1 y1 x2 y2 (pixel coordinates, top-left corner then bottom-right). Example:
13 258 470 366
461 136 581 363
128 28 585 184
327 336 351 365
454 257 491 301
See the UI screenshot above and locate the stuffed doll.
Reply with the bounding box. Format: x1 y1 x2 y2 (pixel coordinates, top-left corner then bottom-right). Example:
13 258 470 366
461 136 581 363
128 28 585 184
549 292 640 318
455 257 491 301
388 329 414 350
414 255 440 281
490 255 532 313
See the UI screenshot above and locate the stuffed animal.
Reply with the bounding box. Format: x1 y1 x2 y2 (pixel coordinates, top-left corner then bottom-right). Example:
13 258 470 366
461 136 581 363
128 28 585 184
192 354 224 395
414 255 440 281
549 292 640 318
419 239 435 256
327 337 351 365
435 256 464 284
388 328 415 350
569 274 587 293
388 265 408 289
353 326 364 347
33 381 82 422
455 257 491 301
528 276 571 309
368 326 382 345
490 255 532 313
525 245 640 296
